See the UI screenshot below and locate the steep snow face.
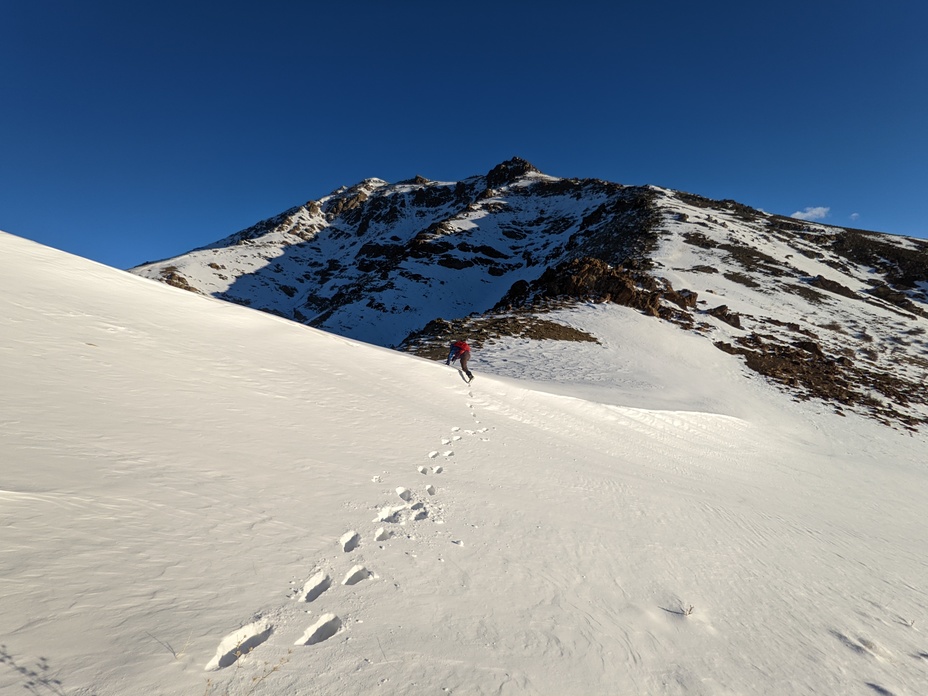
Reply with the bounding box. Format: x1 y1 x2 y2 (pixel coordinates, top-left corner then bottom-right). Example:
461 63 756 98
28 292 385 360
3 230 928 696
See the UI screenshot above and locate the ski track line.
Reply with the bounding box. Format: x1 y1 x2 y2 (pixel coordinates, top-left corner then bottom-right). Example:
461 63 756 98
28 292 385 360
203 376 485 675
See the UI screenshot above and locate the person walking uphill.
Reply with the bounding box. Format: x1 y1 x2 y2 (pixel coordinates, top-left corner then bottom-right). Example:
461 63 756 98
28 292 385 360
446 340 474 382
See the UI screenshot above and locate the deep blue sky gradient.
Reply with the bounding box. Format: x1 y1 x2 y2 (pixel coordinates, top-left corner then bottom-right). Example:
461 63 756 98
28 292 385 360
2 1 926 269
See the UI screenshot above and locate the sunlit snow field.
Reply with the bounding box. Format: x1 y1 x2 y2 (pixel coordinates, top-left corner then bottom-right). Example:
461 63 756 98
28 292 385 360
2 230 926 695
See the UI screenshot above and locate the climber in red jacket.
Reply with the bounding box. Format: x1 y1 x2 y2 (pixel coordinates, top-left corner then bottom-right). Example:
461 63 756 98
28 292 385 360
446 340 474 382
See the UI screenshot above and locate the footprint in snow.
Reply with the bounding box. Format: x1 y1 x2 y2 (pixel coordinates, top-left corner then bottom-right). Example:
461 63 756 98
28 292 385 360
376 505 407 523
428 451 439 459
409 502 428 521
205 620 273 671
299 571 331 603
396 487 412 502
294 614 342 646
339 530 360 552
343 564 372 586
830 630 893 660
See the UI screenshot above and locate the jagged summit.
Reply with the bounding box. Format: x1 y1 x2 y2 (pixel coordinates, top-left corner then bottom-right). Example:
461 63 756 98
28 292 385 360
485 157 542 188
130 161 928 428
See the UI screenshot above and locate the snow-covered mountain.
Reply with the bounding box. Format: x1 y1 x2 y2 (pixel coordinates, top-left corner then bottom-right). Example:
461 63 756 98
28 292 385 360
4 228 928 695
131 158 928 429
131 158 658 346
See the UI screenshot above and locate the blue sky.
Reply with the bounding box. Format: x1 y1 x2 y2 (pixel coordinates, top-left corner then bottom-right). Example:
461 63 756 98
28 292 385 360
2 1 926 269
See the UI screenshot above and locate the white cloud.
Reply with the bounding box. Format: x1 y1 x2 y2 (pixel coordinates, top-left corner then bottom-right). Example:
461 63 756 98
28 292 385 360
791 206 830 221
850 212 860 222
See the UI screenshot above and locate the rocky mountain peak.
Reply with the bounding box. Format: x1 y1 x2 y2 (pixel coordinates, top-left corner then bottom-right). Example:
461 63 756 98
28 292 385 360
485 157 541 189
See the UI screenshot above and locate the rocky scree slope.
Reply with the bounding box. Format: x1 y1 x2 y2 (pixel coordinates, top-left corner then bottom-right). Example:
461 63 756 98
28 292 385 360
131 159 928 428
645 191 928 429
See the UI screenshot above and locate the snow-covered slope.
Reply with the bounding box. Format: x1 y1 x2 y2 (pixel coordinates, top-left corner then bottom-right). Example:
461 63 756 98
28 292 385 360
4 230 927 695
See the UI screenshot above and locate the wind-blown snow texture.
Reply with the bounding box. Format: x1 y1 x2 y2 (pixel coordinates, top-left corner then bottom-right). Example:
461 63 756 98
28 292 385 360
3 230 928 695
132 158 928 428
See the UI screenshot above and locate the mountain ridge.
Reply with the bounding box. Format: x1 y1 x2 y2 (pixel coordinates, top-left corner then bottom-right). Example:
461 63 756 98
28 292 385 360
130 158 928 428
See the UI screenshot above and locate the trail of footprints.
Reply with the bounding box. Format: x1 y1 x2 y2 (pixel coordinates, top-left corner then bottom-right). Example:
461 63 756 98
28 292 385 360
205 392 490 671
